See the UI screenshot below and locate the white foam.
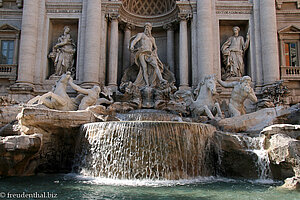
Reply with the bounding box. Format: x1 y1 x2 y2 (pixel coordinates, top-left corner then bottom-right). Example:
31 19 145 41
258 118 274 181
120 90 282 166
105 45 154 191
65 173 237 187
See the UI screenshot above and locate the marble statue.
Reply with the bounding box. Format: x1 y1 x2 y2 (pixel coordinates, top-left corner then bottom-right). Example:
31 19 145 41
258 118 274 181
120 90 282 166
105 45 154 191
49 26 76 76
221 26 250 80
27 72 77 111
68 78 101 110
129 23 168 88
190 75 223 120
218 76 257 117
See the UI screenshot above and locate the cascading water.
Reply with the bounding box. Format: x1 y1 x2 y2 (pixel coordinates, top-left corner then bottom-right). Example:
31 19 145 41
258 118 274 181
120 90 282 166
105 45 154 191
74 110 218 180
231 134 271 179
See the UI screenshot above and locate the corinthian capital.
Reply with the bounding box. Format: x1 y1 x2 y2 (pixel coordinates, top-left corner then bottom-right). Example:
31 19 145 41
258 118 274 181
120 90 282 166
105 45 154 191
108 13 120 21
178 13 191 21
163 23 174 31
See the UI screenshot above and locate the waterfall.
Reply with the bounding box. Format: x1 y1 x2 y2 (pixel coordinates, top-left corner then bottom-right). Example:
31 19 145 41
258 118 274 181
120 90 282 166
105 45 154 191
115 109 183 122
74 121 217 180
232 134 271 179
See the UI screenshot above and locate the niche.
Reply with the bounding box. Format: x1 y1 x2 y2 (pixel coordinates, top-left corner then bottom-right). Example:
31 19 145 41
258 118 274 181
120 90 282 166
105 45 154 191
219 20 250 80
47 19 78 79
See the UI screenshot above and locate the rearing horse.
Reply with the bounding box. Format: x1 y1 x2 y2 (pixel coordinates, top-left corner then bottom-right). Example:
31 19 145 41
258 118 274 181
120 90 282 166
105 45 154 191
27 72 77 111
190 75 223 120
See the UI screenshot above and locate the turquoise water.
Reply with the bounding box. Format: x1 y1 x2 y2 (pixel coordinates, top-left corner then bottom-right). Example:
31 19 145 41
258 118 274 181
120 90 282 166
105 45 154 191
0 174 299 200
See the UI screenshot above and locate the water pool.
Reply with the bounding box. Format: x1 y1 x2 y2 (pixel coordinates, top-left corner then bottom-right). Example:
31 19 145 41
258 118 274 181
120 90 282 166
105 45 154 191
0 174 298 200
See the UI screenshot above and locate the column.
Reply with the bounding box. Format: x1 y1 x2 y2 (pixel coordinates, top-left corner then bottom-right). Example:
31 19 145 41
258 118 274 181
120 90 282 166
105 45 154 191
179 15 189 89
16 0 39 88
123 23 132 70
107 14 119 91
99 14 108 85
260 0 280 84
191 10 198 87
164 24 175 73
197 0 214 81
83 0 101 85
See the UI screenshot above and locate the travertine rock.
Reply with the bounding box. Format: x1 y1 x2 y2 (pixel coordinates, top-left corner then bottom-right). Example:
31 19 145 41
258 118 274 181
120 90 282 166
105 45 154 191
217 106 298 133
0 134 41 176
262 124 300 180
279 176 300 191
0 105 23 136
215 131 261 179
18 107 98 134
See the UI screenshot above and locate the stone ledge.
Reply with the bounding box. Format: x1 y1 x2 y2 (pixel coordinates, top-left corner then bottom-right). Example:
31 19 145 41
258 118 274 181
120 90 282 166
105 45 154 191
18 107 99 134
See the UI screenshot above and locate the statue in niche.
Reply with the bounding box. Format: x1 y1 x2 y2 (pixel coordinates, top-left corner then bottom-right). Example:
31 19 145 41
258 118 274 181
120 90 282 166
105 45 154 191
27 72 77 111
218 76 257 117
129 23 168 88
120 22 176 109
221 26 250 80
49 26 76 76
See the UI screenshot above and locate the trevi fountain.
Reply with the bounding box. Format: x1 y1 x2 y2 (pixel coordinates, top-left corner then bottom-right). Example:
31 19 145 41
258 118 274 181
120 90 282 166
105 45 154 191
0 0 299 199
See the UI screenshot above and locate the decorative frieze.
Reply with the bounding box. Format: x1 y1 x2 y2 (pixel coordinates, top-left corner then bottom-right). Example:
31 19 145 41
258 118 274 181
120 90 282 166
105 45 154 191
0 0 22 8
216 2 253 15
46 3 82 14
276 0 300 9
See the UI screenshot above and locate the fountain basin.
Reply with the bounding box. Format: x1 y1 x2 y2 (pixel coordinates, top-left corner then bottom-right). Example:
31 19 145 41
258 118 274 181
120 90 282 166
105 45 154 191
75 121 218 180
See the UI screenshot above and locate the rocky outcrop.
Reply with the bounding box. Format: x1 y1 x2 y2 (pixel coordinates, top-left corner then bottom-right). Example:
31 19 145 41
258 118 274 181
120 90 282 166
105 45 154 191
0 105 23 136
0 134 41 176
279 176 300 191
215 131 263 179
216 105 299 133
0 104 299 184
262 124 300 180
18 106 100 134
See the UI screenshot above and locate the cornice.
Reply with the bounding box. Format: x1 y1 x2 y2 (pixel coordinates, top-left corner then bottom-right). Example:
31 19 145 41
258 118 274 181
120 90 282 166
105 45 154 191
0 9 22 18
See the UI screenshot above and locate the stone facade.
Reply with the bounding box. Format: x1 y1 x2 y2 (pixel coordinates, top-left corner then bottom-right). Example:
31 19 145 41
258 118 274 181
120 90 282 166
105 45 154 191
0 0 299 104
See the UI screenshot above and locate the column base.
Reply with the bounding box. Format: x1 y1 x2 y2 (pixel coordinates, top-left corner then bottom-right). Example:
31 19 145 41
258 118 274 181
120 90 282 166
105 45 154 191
10 82 34 92
81 82 100 88
179 85 191 90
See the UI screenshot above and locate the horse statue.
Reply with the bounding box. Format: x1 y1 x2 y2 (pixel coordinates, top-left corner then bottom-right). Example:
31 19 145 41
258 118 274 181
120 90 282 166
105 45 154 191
27 72 77 111
190 75 223 120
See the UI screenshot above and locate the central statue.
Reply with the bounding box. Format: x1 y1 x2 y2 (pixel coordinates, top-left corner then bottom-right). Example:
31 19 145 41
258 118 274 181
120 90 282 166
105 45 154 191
130 23 168 88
